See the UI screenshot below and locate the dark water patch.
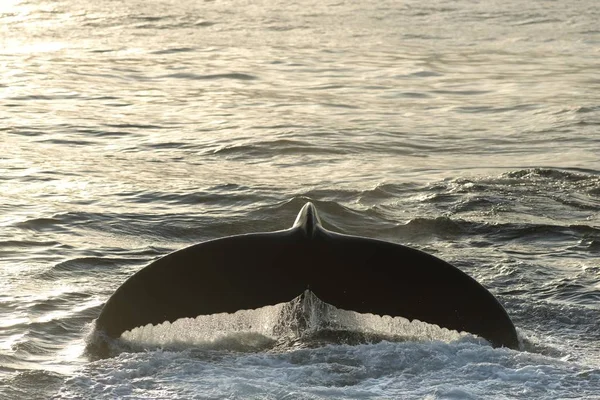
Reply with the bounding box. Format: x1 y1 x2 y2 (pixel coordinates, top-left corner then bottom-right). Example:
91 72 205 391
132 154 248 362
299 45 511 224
394 217 468 240
454 104 539 114
150 47 196 55
403 33 450 40
211 139 350 159
163 72 258 81
194 20 216 27
114 183 266 208
9 94 81 101
250 123 309 131
134 20 205 30
573 239 600 253
67 211 231 244
28 292 91 312
87 96 119 101
80 129 143 138
69 70 130 83
82 209 292 246
40 257 150 280
35 260 145 284
94 246 167 259
0 239 62 248
104 102 132 107
121 190 262 207
10 324 75 357
15 171 76 183
575 105 600 114
407 70 443 78
141 141 196 150
15 218 72 233
432 89 492 96
300 188 363 206
11 338 61 356
0 355 22 374
34 138 97 146
543 282 600 306
7 129 44 137
486 223 600 243
359 182 424 203
103 123 163 130
14 211 129 237
397 91 430 98
307 84 347 90
512 18 563 26
87 48 117 54
17 309 101 348
132 15 169 22
579 29 600 35
382 218 600 245
319 102 360 109
556 266 600 306
266 24 305 32
554 106 600 116
81 19 122 28
574 120 600 127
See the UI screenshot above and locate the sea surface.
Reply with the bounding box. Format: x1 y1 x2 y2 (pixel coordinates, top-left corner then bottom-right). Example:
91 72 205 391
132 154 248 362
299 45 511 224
1 0 599 398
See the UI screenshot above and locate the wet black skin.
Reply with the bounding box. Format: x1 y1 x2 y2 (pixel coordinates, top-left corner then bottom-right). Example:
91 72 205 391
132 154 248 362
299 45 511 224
95 202 519 349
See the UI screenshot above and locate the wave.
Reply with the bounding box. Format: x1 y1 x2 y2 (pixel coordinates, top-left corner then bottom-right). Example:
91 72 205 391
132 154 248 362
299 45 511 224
150 47 196 55
7 169 597 264
271 196 599 243
507 297 600 360
38 257 147 281
162 72 257 81
502 168 600 183
210 139 351 158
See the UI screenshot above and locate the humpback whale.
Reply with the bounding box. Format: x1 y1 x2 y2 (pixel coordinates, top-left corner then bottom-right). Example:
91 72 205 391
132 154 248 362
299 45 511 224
95 202 519 349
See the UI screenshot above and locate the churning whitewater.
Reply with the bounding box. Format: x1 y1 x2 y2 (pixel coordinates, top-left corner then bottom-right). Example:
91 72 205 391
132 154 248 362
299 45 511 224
116 291 473 352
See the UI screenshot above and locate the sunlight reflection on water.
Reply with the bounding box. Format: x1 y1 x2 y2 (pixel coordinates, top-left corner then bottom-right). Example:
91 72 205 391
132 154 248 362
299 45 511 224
1 0 599 398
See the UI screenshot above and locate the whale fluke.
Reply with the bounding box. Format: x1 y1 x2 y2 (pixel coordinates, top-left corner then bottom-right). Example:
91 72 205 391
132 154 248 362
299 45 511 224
95 202 519 349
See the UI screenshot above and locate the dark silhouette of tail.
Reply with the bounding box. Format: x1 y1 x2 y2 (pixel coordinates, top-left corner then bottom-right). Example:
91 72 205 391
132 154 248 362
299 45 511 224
95 202 519 349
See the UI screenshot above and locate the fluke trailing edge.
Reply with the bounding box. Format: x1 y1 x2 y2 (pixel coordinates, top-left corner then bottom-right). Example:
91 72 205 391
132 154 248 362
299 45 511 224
95 202 519 349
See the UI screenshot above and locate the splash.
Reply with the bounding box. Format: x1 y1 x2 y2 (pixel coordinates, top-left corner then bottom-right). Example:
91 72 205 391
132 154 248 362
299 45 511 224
118 290 473 351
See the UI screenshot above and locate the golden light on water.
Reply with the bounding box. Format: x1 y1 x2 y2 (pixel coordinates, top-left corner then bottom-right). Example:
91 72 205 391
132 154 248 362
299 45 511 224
0 0 30 21
0 0 599 396
7 41 66 54
0 0 22 12
1 0 68 54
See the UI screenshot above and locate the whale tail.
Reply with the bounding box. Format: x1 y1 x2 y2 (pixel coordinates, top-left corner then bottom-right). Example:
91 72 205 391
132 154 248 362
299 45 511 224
95 202 519 350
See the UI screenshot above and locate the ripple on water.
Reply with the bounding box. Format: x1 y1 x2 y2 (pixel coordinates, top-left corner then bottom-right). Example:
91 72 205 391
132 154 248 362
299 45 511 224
1 0 600 398
162 72 258 81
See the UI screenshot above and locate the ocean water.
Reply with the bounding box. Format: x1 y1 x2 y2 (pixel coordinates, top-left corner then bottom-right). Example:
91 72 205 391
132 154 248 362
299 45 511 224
1 0 599 398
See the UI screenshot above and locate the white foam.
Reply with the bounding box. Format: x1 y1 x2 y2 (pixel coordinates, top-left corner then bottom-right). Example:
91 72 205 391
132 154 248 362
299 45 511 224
120 290 471 350
60 340 600 399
